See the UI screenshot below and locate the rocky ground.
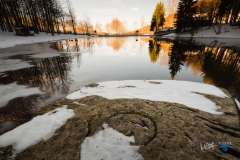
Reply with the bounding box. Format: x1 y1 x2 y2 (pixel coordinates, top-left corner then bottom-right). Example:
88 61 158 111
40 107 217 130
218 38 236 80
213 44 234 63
0 86 240 160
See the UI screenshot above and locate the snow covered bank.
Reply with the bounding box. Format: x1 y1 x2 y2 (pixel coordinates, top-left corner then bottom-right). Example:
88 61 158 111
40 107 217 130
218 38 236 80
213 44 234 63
164 24 240 39
0 31 89 49
0 82 44 108
0 105 74 153
67 80 228 114
81 123 143 160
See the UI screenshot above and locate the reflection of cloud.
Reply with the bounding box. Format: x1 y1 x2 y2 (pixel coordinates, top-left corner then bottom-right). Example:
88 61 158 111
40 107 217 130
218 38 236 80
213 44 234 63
92 8 119 15
130 52 137 56
131 8 139 11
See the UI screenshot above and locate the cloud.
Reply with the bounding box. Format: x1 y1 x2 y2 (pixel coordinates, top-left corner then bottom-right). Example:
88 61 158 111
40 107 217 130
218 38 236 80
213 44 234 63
92 8 120 15
131 7 139 12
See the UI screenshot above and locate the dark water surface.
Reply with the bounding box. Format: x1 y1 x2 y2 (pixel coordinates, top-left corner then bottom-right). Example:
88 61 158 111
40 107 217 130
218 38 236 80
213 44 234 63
0 36 239 134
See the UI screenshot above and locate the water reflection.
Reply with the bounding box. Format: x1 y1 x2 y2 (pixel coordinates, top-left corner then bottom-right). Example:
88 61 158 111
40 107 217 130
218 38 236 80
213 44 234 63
148 40 161 63
0 36 239 135
106 37 127 51
150 38 240 98
0 54 74 134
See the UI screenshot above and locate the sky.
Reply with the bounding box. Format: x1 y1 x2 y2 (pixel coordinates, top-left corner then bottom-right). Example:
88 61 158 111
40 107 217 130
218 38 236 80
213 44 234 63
69 0 169 30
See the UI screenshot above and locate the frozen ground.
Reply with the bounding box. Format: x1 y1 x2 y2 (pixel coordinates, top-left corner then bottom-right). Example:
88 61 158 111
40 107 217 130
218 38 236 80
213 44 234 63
67 80 228 114
165 24 240 39
0 82 44 108
0 31 89 49
0 105 74 153
81 123 143 160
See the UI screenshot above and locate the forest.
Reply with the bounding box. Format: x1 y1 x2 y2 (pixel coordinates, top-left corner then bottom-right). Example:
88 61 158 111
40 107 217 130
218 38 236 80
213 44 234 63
1 0 240 35
0 0 77 35
174 0 240 32
149 0 240 33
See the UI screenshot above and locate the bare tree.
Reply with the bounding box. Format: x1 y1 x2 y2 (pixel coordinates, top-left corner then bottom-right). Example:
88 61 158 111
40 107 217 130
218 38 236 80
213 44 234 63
65 0 77 34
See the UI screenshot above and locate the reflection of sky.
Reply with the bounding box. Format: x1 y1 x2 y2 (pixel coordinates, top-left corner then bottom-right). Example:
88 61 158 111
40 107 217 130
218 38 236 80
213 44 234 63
69 37 203 89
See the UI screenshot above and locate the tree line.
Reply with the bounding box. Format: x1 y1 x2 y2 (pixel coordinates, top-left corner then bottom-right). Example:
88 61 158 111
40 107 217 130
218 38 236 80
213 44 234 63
0 0 77 35
150 0 240 33
174 0 240 32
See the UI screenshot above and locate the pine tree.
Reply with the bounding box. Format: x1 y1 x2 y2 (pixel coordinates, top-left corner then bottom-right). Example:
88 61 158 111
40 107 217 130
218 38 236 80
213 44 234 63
150 2 165 31
174 0 197 32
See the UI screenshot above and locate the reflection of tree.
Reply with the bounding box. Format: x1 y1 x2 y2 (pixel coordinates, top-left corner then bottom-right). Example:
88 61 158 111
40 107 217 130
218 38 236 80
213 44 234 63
0 54 74 95
0 54 75 134
201 47 240 99
148 40 161 63
168 39 240 100
106 37 127 51
168 41 187 79
53 38 94 54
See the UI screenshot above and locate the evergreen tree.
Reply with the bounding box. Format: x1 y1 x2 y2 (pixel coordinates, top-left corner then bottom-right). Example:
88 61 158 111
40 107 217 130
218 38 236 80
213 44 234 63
174 0 197 32
150 2 165 31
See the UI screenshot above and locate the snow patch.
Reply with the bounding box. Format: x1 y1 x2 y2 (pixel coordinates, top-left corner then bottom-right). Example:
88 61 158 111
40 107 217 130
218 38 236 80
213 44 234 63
67 80 228 114
0 82 44 108
81 123 143 160
235 99 240 110
164 24 240 39
0 105 74 153
0 31 89 49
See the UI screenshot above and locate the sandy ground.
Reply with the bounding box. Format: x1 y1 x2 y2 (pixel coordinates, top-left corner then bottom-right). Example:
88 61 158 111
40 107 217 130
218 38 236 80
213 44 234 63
1 84 240 160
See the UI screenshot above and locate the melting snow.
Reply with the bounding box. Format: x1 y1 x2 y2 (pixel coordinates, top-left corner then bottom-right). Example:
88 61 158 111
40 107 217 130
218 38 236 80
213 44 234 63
0 82 44 108
0 105 74 153
81 123 143 160
0 31 89 49
67 80 228 114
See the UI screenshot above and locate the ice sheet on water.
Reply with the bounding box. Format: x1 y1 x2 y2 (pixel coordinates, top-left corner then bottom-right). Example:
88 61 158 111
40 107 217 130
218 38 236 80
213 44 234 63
0 82 44 108
0 59 33 72
29 52 61 58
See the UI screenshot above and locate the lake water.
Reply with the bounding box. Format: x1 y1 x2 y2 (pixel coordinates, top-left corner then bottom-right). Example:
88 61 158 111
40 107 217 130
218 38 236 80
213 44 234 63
0 36 239 134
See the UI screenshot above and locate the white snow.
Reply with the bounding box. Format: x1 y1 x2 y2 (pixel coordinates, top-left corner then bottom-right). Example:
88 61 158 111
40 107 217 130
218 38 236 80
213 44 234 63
0 31 89 49
164 24 240 39
235 99 240 110
67 80 228 114
0 82 44 108
0 105 74 153
81 123 143 160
